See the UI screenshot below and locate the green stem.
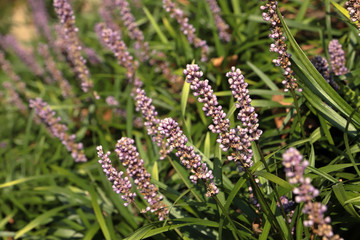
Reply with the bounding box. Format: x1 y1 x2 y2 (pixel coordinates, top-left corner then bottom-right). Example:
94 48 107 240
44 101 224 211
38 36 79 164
213 195 241 240
256 143 293 239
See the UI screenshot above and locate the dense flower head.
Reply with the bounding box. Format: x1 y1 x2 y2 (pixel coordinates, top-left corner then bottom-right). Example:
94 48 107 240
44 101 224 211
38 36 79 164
38 44 74 98
184 64 261 171
134 88 160 138
3 82 27 115
282 148 343 240
310 56 339 90
115 137 169 220
346 0 360 36
28 0 54 45
114 0 150 61
0 50 26 94
0 34 43 76
206 0 231 42
97 145 135 206
328 40 348 76
106 96 119 106
226 67 262 142
163 0 209 62
261 0 301 92
53 0 93 92
157 118 219 197
97 23 142 88
29 98 87 162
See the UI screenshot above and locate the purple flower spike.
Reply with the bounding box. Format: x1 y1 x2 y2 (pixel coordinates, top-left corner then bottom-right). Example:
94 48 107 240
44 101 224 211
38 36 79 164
346 0 360 36
114 0 150 61
53 0 93 92
3 82 27 115
328 40 348 76
38 44 74 98
0 35 43 76
226 67 262 142
311 56 339 90
163 0 209 62
206 0 231 42
0 50 26 94
261 1 301 92
97 23 142 88
97 145 135 206
134 88 160 139
157 118 219 197
29 98 87 162
184 64 261 172
115 137 169 220
282 148 343 240
28 0 54 45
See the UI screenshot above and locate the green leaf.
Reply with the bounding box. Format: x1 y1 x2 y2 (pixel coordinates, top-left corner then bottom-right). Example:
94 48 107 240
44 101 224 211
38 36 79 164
332 183 360 219
89 187 112 240
247 61 278 91
278 9 360 128
14 204 76 239
143 7 168 44
181 80 190 118
255 171 294 192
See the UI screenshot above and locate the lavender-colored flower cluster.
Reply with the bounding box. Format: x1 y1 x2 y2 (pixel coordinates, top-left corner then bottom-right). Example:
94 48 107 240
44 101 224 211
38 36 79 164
311 56 339 90
134 88 160 138
3 82 27 115
328 40 348 76
163 0 209 62
158 118 219 197
97 24 142 88
0 35 43 76
99 0 122 35
115 137 169 220
261 1 301 92
28 0 54 45
206 0 231 42
29 98 87 162
282 148 343 240
114 0 150 61
0 50 26 94
38 44 74 98
346 0 360 36
53 0 93 92
183 64 261 171
97 146 135 206
106 96 119 106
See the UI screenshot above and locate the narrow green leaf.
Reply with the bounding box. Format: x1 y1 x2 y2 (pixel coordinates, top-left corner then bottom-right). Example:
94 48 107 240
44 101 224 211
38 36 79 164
247 61 278 91
332 183 360 219
181 81 190 117
89 187 112 240
255 171 294 191
143 7 168 44
14 204 75 239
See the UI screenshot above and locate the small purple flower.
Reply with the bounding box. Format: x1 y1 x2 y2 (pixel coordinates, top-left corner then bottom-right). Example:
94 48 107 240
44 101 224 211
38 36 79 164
0 34 43 76
311 56 339 90
114 0 150 61
328 40 348 76
97 145 135 206
157 118 219 197
163 0 209 62
345 0 360 36
38 44 74 98
53 0 93 92
97 23 142 88
282 148 343 240
3 82 27 115
206 0 231 42
106 96 119 106
0 50 26 94
184 64 261 171
28 0 54 45
29 98 87 162
261 1 301 92
115 137 169 220
134 88 160 138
